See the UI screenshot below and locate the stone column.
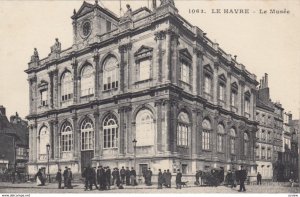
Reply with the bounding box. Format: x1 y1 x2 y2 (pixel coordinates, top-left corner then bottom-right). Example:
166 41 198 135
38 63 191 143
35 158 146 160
192 48 201 95
197 112 203 154
72 115 79 159
32 122 37 162
71 57 78 104
49 121 54 159
127 44 133 90
191 109 199 157
93 50 100 99
93 110 100 159
169 100 178 153
52 69 59 109
251 89 256 121
28 125 33 162
53 119 59 159
169 30 179 85
213 63 219 105
165 31 171 83
162 100 171 153
118 106 131 155
226 72 231 110
212 115 218 160
118 43 132 93
48 72 54 109
28 76 37 114
154 31 166 84
240 81 245 116
155 100 163 153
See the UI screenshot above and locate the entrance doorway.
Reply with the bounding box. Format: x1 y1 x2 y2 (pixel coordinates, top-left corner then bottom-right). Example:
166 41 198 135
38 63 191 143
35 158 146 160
81 150 94 172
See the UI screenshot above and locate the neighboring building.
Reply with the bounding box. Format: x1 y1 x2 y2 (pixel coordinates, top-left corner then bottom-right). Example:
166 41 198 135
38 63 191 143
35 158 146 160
255 74 275 180
0 106 29 173
272 102 284 181
10 113 29 173
25 0 259 178
290 119 299 181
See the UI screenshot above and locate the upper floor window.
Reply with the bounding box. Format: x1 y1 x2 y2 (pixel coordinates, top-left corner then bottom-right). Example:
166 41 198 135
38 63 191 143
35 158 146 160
180 61 190 84
204 75 212 95
103 57 119 91
218 84 225 101
202 119 211 150
103 114 118 149
41 90 48 106
177 112 190 147
231 82 238 108
244 91 251 114
61 72 73 102
136 109 155 146
81 65 94 96
138 59 151 81
134 45 153 83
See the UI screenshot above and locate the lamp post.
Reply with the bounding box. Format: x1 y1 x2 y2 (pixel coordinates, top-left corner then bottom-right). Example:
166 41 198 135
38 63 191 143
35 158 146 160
132 139 137 170
46 143 51 183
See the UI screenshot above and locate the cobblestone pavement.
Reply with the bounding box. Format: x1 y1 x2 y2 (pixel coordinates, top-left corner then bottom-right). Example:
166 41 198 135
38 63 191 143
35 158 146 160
0 182 299 193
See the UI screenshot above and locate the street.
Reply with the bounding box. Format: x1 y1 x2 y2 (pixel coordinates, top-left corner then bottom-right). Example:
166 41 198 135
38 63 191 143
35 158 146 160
0 182 299 193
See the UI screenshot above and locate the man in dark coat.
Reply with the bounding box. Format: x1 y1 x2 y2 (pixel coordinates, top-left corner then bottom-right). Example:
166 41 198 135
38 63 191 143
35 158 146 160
257 172 262 185
98 166 106 190
92 167 98 189
120 166 126 184
55 169 62 189
238 166 247 192
82 167 88 191
162 170 167 187
106 166 111 190
125 167 131 185
67 168 73 189
112 168 117 185
165 169 172 188
130 167 137 186
116 168 121 187
157 169 163 189
146 168 152 186
176 169 182 189
63 167 68 189
195 170 200 185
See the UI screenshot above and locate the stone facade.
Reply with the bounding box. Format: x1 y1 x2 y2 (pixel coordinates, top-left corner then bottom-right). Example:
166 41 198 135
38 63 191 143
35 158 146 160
25 0 258 178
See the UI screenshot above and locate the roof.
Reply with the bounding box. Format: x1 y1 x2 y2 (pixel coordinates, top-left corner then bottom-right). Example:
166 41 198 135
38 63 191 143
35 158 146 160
11 121 28 147
0 113 17 136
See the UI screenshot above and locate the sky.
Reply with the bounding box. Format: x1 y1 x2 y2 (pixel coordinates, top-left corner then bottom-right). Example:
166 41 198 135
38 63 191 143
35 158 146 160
0 0 299 119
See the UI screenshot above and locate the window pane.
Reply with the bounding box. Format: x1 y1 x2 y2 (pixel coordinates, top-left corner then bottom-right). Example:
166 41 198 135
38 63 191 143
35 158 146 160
139 59 151 81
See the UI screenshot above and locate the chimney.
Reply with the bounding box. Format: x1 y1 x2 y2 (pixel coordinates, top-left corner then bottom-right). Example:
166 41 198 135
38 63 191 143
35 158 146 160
265 73 268 88
152 0 157 10
0 105 5 116
262 76 265 88
259 79 262 89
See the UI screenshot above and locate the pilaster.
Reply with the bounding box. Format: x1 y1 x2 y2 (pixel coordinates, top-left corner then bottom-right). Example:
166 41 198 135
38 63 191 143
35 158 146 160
71 57 78 103
93 50 100 99
93 109 100 158
154 31 166 84
155 100 163 153
72 114 78 159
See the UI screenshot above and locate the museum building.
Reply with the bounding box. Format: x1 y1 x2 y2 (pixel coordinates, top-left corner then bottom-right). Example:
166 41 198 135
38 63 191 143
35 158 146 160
25 0 259 178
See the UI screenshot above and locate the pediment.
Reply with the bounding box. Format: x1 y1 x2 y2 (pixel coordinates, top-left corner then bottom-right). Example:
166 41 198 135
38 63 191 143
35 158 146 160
231 82 238 90
72 2 94 19
204 64 213 73
134 45 153 56
218 73 226 82
179 48 192 60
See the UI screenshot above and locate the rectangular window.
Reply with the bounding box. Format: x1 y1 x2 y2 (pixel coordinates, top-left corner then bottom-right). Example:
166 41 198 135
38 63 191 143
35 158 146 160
219 84 225 101
139 59 151 81
181 62 190 84
106 20 111 32
41 90 48 106
231 91 237 106
245 98 250 113
204 76 212 95
230 138 235 154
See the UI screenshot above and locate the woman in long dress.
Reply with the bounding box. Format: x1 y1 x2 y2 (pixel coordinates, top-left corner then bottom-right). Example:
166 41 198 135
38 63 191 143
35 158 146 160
35 169 44 186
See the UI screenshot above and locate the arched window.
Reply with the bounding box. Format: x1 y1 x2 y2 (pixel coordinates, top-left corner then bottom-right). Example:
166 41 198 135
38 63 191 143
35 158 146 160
61 72 73 104
61 121 73 152
230 128 236 154
103 114 118 148
177 112 189 146
81 118 94 151
217 124 225 152
39 126 50 156
103 57 118 90
136 109 154 146
81 65 94 96
202 119 211 150
244 132 249 156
